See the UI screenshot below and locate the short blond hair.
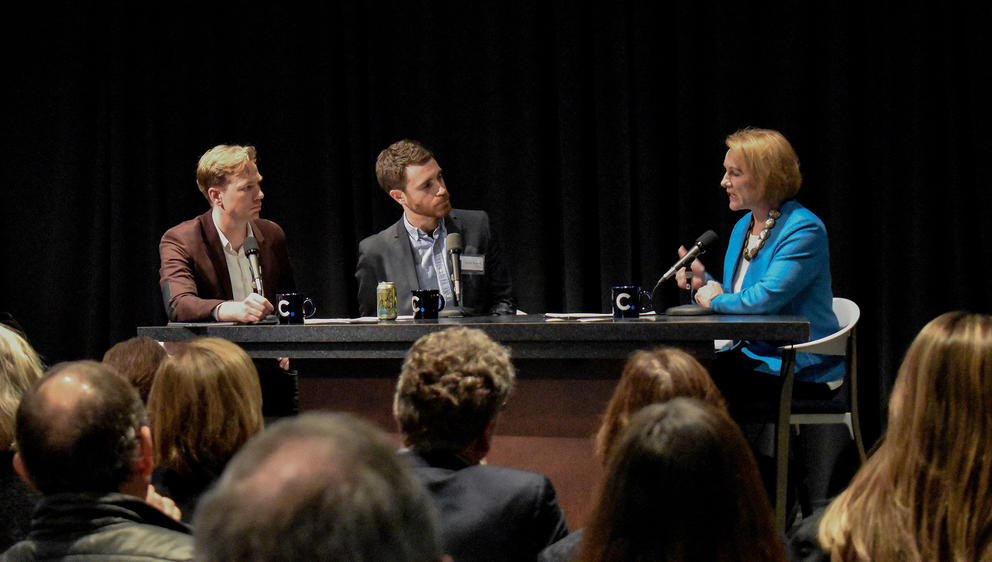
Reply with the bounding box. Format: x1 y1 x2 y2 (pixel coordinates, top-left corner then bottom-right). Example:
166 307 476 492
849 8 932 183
196 145 258 200
375 139 434 194
726 128 801 205
394 327 514 452
0 324 44 450
148 337 263 475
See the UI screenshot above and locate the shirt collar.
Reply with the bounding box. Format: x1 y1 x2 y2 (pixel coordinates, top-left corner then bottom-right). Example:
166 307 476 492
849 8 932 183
402 214 445 242
212 214 254 253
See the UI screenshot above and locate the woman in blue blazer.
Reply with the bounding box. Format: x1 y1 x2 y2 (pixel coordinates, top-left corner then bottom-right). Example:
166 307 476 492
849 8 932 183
677 128 842 388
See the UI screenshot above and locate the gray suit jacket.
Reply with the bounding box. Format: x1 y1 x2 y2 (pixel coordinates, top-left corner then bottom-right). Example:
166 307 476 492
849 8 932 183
355 209 514 316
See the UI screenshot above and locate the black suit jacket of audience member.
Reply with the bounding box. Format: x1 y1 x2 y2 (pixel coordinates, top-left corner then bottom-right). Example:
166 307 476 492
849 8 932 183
400 449 569 562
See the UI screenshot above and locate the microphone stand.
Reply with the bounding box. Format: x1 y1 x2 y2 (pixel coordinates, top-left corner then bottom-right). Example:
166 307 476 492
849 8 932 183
664 266 713 316
244 237 278 324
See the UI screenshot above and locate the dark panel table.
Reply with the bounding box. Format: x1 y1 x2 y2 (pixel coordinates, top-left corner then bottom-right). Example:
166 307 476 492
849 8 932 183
137 313 808 359
137 314 808 527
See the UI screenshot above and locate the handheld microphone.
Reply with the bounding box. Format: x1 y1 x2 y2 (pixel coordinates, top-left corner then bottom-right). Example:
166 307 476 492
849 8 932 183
653 230 719 292
446 232 463 306
243 236 264 296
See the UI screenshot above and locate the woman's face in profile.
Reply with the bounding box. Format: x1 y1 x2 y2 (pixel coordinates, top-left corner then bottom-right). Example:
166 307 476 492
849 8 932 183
720 149 763 212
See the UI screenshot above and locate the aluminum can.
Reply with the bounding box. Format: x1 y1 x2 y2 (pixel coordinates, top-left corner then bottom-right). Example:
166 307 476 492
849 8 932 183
376 281 398 320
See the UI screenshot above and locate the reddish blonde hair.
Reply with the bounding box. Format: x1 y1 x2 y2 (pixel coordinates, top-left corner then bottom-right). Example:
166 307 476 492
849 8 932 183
595 346 725 463
148 337 263 475
726 128 801 205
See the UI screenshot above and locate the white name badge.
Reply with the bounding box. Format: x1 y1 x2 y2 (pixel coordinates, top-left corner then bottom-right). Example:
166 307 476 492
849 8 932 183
460 254 485 275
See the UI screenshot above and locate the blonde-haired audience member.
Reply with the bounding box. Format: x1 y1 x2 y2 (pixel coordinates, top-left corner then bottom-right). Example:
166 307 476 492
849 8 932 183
802 311 992 561
147 337 263 522
0 323 44 551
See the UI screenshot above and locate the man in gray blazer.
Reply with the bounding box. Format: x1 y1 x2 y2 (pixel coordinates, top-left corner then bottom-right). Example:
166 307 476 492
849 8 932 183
355 139 515 317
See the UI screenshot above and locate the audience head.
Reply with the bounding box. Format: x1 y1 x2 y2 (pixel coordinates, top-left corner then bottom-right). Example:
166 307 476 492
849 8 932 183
375 139 434 194
820 311 992 560
579 398 785 562
195 144 259 201
725 127 801 205
102 336 167 403
147 337 262 476
0 323 44 451
194 412 443 562
595 346 725 463
394 327 514 457
14 361 149 495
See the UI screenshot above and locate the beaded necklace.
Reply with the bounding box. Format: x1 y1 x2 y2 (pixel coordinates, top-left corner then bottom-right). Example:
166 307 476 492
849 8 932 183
742 209 781 261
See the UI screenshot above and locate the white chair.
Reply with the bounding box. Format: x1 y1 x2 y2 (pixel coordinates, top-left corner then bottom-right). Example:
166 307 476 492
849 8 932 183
769 297 864 531
787 297 865 460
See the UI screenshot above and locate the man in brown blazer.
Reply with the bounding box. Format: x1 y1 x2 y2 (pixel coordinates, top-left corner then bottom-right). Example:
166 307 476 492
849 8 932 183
159 145 295 323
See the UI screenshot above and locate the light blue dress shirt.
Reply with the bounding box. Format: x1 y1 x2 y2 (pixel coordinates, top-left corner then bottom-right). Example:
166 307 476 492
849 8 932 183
402 214 454 303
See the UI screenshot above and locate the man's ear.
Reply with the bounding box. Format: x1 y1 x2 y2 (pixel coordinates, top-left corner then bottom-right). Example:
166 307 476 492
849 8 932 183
389 189 406 206
12 452 38 492
207 187 225 208
136 425 155 480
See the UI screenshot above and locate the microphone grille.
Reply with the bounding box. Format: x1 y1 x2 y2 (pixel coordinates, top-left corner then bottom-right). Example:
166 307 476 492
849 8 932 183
446 232 464 252
696 230 719 247
243 236 260 256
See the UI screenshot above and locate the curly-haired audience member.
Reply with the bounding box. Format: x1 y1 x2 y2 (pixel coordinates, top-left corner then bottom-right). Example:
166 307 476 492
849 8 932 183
578 399 786 562
395 327 569 562
147 337 263 522
0 323 45 551
195 412 445 562
811 312 992 561
102 336 168 403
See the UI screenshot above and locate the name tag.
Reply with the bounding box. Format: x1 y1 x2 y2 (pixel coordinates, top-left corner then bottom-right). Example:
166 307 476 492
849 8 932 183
460 254 485 275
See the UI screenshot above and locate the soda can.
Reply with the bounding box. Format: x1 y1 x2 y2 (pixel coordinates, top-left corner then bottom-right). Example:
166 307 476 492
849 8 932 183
376 281 398 320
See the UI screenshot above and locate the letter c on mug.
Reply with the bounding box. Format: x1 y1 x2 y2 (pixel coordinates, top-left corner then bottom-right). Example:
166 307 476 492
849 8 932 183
278 299 290 316
615 292 631 311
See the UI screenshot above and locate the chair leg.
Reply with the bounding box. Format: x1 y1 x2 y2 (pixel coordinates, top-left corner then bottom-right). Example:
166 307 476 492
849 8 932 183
774 349 796 532
789 426 814 518
852 412 867 462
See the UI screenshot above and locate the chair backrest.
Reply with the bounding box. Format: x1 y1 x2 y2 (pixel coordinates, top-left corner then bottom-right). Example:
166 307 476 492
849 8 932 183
784 297 860 356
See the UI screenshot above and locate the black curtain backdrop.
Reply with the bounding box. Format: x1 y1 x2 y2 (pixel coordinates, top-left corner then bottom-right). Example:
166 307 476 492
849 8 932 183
3 3 991 443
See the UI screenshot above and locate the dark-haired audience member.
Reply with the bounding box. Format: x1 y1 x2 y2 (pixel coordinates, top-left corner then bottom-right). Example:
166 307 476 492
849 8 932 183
0 325 44 551
195 412 447 562
790 312 992 561
3 361 191 561
577 399 786 561
540 346 727 562
395 327 569 562
148 337 263 523
102 335 168 403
